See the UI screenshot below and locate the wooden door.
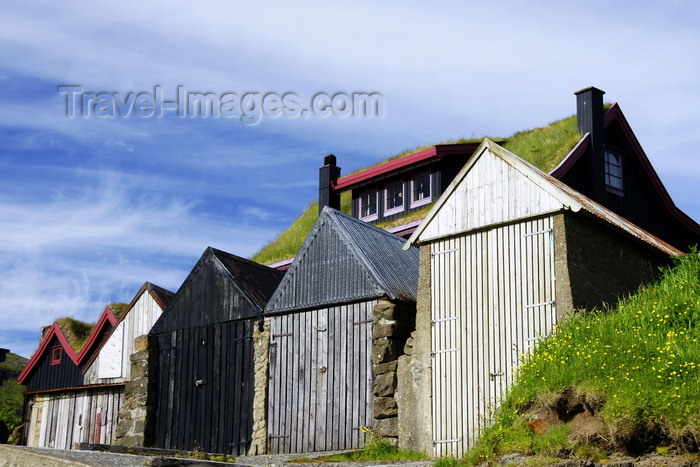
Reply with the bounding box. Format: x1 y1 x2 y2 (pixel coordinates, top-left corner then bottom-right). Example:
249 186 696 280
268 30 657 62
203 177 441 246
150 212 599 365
431 217 556 457
267 302 374 454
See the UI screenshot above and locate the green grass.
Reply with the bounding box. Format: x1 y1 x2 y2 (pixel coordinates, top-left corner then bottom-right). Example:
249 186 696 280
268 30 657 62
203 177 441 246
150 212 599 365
457 248 700 464
252 113 588 265
289 429 427 463
55 317 95 352
0 352 28 430
251 191 351 265
502 115 580 173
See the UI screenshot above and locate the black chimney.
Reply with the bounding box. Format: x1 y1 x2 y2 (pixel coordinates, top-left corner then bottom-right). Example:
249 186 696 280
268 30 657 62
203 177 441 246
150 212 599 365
575 86 606 197
319 154 341 213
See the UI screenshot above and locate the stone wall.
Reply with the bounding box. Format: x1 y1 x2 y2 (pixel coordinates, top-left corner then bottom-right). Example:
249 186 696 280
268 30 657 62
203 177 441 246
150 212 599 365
554 212 673 318
247 320 271 456
113 334 157 447
396 244 433 453
371 299 415 445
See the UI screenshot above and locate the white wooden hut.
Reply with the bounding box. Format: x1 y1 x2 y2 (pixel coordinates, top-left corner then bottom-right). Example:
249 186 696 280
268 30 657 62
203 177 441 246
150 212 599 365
22 283 172 449
402 139 682 457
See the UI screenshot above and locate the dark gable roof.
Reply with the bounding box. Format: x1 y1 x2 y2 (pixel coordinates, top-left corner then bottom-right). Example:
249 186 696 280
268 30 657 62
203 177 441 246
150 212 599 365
265 207 419 315
209 247 286 309
150 247 285 334
551 103 700 242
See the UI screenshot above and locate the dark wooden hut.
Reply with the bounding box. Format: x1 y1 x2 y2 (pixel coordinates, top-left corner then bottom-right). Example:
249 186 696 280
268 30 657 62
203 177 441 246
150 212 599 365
149 247 284 455
262 207 419 454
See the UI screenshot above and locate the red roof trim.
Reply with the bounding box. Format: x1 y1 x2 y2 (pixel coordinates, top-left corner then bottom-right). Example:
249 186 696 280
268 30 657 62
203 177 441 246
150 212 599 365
17 322 80 384
550 103 700 237
18 306 117 384
76 306 117 365
333 143 482 192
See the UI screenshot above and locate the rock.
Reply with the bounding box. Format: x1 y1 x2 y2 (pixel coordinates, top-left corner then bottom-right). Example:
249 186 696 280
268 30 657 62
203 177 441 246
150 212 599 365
373 361 398 375
374 397 398 419
372 337 403 364
373 372 397 397
373 417 398 437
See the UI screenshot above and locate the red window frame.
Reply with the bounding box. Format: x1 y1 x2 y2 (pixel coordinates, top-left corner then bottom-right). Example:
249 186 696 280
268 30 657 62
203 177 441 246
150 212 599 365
51 346 63 365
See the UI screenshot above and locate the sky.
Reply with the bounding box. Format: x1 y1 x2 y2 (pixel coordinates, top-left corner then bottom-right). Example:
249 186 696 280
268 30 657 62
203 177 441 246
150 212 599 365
1 1 699 358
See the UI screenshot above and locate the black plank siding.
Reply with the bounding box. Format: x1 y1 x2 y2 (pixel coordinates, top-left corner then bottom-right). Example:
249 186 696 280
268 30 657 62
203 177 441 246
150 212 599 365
24 336 83 392
150 247 283 455
153 321 254 455
559 123 700 251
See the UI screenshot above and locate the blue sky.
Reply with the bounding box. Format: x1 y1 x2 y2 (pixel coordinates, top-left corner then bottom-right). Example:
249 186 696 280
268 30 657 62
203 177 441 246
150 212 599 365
2 1 699 358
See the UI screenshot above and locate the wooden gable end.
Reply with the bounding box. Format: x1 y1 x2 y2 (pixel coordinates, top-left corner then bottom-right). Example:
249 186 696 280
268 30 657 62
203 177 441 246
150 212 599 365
265 213 384 314
151 252 262 335
552 104 700 251
22 333 83 393
84 284 170 384
414 141 567 244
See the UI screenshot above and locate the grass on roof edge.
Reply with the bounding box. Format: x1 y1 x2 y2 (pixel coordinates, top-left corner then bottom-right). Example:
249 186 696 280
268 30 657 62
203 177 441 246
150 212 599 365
252 113 586 266
251 191 352 265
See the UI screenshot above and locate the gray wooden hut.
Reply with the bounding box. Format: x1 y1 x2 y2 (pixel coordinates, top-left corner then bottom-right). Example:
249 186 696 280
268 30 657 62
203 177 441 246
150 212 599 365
149 247 284 455
261 207 419 454
401 139 682 457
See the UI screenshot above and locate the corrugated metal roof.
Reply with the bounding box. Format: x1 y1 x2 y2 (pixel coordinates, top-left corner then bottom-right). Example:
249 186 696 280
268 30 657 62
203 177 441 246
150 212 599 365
265 207 419 315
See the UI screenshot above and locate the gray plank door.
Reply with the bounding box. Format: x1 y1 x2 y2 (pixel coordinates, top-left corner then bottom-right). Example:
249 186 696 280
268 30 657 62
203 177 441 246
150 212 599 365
267 302 375 454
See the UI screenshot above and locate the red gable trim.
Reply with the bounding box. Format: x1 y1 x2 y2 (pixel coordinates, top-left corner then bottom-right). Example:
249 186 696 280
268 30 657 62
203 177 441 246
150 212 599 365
76 306 117 365
333 143 483 192
17 322 80 384
18 307 117 385
551 103 700 237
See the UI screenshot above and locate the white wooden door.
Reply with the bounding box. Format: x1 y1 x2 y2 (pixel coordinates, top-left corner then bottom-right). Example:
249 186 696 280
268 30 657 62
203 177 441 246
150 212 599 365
431 217 556 457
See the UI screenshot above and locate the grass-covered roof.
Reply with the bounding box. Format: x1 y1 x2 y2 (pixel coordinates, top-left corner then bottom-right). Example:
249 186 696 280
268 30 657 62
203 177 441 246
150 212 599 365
252 113 583 265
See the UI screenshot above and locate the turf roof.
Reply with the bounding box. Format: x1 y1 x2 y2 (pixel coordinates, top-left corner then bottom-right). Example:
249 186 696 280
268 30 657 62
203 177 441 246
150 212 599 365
252 113 583 265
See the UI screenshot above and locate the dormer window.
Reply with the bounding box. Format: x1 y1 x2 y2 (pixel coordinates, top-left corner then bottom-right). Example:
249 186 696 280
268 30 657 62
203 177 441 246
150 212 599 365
604 150 623 195
359 191 378 221
410 173 432 208
51 346 62 365
384 182 404 216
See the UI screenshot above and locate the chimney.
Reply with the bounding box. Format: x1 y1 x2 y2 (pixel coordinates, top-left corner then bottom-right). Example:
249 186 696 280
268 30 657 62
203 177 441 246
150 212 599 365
319 154 341 213
575 86 606 196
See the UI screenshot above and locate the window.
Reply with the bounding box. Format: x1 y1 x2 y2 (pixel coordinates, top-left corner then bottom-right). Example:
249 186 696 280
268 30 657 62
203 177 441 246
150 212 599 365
384 182 404 215
410 173 432 208
604 150 623 194
51 346 62 365
359 191 378 221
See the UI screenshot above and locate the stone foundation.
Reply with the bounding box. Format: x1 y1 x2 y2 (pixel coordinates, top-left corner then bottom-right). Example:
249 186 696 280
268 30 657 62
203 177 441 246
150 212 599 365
397 244 433 453
113 334 157 447
371 299 415 444
247 320 271 456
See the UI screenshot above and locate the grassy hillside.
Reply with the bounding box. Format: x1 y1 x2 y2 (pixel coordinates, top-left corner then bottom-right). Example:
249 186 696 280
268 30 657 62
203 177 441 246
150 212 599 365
0 352 28 430
251 114 582 265
453 249 700 465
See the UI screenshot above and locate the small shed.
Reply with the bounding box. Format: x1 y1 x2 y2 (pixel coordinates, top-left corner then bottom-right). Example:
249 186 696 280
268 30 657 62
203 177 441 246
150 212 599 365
19 307 117 448
402 139 681 457
149 247 284 455
261 207 419 454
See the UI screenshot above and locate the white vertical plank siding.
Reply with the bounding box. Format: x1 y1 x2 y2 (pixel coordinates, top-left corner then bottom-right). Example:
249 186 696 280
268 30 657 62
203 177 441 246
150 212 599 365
31 388 123 449
419 149 564 243
431 217 556 457
85 290 165 385
267 301 375 454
